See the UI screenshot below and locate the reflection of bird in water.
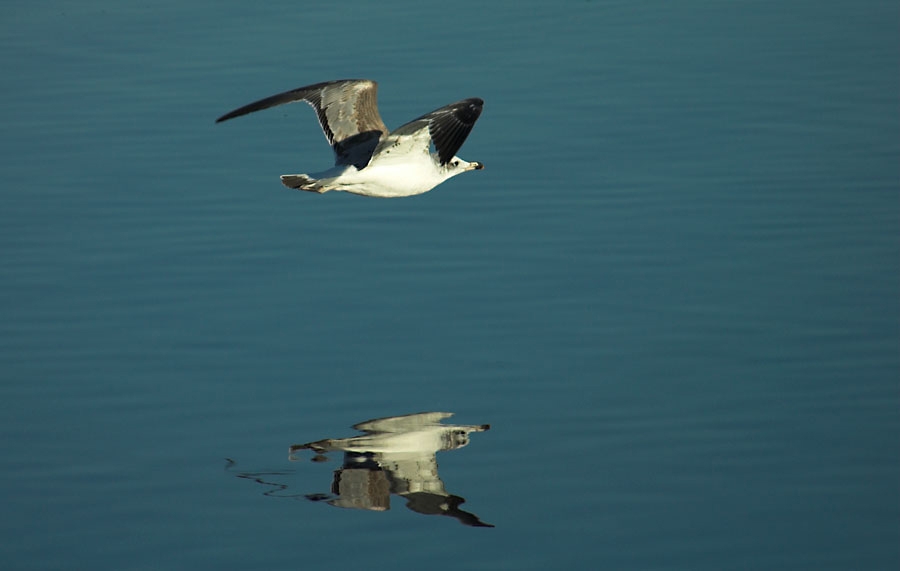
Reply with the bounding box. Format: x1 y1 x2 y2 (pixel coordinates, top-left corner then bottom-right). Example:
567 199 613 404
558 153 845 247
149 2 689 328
291 412 493 527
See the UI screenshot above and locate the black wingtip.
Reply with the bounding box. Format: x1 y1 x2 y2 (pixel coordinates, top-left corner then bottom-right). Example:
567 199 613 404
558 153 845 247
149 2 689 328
215 111 237 124
457 98 484 125
215 107 248 124
430 98 484 165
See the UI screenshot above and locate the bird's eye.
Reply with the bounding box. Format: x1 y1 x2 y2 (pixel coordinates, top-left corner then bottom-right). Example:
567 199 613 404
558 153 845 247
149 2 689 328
451 160 459 167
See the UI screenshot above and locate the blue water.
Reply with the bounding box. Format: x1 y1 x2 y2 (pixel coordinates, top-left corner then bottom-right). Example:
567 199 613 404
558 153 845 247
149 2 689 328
2 1 898 569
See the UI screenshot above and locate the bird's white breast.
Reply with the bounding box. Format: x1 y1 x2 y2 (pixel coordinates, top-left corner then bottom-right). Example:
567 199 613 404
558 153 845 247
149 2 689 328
334 150 449 197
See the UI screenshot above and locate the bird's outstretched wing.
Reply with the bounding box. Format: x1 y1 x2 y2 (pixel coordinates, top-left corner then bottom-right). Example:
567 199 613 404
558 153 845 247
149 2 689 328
377 98 483 166
216 79 390 168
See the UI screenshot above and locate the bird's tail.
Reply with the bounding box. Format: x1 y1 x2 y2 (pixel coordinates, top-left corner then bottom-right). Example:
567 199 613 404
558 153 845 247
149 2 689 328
280 174 328 193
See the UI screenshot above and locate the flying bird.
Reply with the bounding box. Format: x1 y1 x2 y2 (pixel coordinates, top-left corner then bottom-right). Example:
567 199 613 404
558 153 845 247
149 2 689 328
216 79 484 198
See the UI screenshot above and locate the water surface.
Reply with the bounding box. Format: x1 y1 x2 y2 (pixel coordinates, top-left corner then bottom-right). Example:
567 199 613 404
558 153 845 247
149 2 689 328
1 1 898 569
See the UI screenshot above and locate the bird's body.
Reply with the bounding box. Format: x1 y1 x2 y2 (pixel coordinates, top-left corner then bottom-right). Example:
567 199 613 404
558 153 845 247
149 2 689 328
216 79 484 198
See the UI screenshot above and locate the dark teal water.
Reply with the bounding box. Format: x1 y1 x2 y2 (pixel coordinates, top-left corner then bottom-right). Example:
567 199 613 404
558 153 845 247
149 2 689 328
2 1 898 569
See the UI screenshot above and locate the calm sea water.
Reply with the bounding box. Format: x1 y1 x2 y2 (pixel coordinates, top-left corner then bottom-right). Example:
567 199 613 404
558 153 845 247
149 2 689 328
2 1 898 569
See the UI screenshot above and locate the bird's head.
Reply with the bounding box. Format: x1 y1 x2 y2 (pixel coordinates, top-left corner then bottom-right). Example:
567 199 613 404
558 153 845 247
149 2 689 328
445 157 484 174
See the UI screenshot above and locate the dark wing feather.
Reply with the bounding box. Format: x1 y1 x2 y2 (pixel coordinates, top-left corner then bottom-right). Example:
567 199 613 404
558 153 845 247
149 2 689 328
215 79 390 168
387 98 484 165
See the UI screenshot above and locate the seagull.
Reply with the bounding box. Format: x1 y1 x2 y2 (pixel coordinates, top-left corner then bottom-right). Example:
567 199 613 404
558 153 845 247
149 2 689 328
216 79 484 198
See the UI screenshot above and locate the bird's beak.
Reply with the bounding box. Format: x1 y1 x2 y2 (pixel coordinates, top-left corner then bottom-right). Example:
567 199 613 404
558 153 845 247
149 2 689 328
470 161 484 171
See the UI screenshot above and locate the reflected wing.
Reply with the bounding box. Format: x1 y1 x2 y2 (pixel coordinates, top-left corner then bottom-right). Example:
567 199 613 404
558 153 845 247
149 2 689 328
216 79 390 168
353 412 455 434
379 98 483 165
